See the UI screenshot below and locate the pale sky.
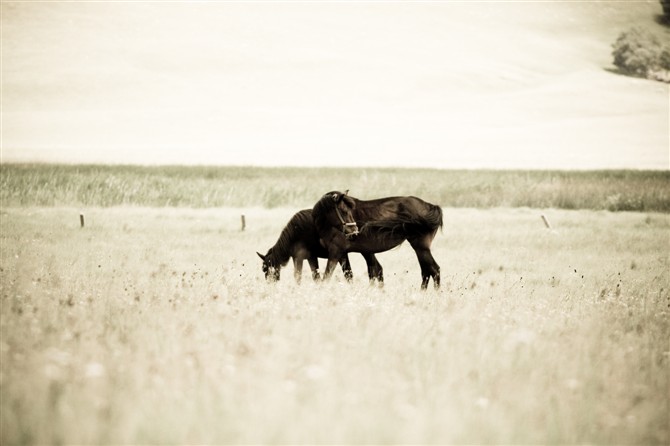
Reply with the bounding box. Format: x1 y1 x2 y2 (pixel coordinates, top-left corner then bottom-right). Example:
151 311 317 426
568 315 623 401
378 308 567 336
1 1 668 169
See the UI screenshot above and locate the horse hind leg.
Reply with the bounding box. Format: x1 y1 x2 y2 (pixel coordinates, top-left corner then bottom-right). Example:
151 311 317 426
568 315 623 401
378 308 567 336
409 234 440 290
419 255 440 290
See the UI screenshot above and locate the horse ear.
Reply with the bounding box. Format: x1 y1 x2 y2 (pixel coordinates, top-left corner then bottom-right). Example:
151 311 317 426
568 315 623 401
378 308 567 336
257 252 266 261
344 189 349 196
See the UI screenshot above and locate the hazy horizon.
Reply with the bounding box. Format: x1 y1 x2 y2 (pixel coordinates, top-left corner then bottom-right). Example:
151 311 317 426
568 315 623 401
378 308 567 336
2 1 668 170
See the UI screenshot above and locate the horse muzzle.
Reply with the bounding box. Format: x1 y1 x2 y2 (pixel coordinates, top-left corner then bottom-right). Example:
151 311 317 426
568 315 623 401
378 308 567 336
343 222 359 239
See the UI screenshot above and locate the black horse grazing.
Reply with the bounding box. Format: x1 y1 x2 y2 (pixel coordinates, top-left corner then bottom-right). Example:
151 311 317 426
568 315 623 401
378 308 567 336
257 209 383 284
312 191 442 289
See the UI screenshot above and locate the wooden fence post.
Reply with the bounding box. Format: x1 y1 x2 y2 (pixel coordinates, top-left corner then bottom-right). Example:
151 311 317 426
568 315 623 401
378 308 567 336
241 214 246 232
80 213 85 228
541 214 551 229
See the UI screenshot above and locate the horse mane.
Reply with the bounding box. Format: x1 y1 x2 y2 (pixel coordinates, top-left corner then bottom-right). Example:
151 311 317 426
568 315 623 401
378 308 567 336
266 209 315 266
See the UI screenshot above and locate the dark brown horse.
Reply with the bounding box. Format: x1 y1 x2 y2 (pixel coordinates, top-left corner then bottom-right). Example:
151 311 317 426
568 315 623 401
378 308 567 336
312 191 442 289
257 209 383 284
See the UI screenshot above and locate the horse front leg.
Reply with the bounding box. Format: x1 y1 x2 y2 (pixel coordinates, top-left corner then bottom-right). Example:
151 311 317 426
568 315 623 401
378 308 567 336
307 256 320 281
338 254 353 282
362 253 384 287
322 257 341 281
321 234 348 282
292 257 304 284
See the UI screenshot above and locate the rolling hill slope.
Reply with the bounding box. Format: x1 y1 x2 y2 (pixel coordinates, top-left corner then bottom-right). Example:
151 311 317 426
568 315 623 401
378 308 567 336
1 1 668 169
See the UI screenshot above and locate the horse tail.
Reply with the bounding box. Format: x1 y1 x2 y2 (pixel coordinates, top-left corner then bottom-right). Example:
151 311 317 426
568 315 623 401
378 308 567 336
423 203 443 233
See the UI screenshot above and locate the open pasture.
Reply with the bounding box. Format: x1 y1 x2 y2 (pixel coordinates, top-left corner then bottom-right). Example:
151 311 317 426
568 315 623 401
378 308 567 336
1 206 668 444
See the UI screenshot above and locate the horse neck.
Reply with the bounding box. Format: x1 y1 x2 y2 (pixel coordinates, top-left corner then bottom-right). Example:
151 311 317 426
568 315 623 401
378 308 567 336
268 226 296 265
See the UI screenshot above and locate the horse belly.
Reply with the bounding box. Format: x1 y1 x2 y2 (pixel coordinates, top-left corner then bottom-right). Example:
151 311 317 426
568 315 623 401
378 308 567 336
292 245 310 261
349 234 404 254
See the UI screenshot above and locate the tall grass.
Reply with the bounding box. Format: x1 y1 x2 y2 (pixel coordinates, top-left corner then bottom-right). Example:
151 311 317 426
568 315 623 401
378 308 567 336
2 164 669 211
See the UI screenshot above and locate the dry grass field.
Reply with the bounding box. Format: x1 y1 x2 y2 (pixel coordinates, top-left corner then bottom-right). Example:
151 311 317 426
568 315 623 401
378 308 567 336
2 1 668 442
1 206 668 444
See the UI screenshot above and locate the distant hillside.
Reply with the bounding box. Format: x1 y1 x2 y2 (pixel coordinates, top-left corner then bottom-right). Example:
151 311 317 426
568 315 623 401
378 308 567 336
1 2 668 169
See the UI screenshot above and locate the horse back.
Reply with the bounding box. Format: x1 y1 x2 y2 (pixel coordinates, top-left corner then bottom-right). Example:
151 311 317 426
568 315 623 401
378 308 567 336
356 196 442 230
